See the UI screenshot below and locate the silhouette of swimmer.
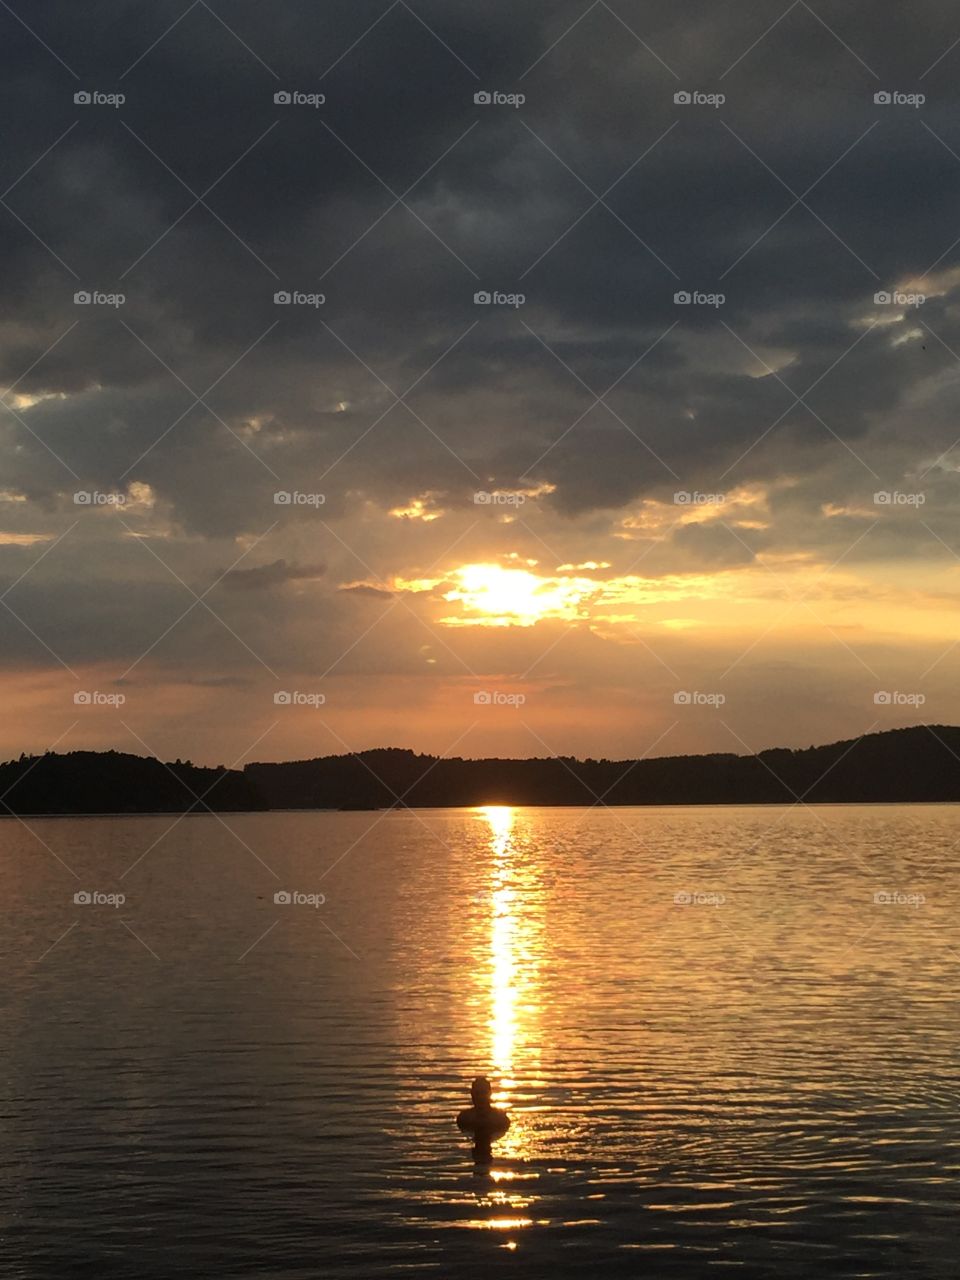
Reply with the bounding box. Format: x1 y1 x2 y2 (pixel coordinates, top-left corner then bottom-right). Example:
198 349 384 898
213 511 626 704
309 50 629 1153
456 1076 509 1163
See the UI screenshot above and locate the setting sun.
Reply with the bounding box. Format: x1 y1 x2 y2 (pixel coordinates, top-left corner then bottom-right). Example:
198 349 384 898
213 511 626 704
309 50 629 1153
440 563 598 627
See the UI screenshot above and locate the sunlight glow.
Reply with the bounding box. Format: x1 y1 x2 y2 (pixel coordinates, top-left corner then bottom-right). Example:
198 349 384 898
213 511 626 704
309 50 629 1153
442 563 598 626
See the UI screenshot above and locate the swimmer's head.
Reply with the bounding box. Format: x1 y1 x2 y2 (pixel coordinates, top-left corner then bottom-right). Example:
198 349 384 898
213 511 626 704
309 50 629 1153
471 1076 492 1106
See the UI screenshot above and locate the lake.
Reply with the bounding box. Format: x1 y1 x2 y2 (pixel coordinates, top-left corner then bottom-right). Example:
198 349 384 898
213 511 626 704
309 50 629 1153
1 804 957 1278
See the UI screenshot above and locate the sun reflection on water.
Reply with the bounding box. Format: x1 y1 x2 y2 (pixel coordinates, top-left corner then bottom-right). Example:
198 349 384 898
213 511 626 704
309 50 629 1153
477 804 542 1167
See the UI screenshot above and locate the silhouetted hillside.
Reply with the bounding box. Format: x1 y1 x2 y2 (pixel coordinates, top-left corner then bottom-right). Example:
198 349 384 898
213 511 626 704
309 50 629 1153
3 726 960 815
244 725 960 809
0 750 263 815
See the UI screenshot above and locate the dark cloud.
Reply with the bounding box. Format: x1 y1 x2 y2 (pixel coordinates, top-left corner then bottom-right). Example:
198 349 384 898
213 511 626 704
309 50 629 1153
2 1 960 755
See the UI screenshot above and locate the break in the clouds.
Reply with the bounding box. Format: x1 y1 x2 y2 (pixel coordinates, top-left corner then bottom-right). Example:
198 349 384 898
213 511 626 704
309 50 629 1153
2 0 960 763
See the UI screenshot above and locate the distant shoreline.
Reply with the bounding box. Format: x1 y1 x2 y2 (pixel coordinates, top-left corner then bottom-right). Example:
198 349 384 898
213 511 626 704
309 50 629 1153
4 798 960 819
3 725 960 814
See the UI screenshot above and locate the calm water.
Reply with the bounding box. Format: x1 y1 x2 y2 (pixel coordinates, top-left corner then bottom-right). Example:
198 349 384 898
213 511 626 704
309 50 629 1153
1 804 958 1278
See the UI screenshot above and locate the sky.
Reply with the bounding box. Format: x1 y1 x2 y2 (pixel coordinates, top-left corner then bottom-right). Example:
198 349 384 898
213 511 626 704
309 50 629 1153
2 0 960 766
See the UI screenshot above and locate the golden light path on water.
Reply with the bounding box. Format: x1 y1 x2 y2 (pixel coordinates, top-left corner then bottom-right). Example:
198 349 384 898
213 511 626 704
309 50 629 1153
476 804 545 1223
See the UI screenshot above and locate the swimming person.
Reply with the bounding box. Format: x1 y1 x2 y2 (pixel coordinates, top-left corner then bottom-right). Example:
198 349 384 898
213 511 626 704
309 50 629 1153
456 1076 510 1163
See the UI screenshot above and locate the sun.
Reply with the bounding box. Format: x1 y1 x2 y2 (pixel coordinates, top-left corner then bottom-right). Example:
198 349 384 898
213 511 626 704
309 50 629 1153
440 563 595 627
